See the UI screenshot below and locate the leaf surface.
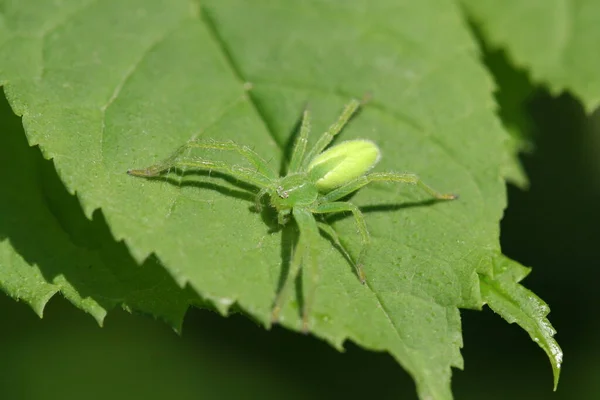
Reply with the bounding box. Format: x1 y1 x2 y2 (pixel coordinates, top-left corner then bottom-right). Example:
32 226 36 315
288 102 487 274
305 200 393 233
0 94 196 330
0 1 559 398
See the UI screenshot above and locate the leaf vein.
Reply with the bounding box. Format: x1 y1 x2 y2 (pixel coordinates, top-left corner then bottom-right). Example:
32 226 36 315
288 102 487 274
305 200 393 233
98 18 190 164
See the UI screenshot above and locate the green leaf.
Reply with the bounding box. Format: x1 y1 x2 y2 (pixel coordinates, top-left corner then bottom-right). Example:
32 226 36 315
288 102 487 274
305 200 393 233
481 254 563 389
461 0 600 112
0 94 198 331
0 1 559 399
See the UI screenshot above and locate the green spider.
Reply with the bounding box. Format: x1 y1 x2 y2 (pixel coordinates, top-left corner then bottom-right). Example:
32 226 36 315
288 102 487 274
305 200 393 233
128 99 456 331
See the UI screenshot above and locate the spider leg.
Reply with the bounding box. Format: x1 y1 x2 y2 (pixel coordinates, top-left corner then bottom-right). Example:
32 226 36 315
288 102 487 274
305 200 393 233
312 202 368 284
183 139 278 179
254 187 269 212
128 158 273 189
128 138 277 184
272 207 320 332
277 210 291 226
271 232 304 327
316 221 362 283
301 99 361 170
287 108 311 174
319 172 457 203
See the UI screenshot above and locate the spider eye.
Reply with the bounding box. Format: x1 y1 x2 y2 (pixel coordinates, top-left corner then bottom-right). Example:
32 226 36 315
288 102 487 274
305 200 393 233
308 139 381 192
276 186 289 198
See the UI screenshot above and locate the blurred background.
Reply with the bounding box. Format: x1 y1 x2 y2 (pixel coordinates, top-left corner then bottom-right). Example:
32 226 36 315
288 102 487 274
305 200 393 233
1 42 599 400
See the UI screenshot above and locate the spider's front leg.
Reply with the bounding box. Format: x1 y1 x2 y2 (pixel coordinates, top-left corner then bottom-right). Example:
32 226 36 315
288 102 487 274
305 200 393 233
254 188 269 212
177 139 277 179
128 145 275 189
301 99 361 170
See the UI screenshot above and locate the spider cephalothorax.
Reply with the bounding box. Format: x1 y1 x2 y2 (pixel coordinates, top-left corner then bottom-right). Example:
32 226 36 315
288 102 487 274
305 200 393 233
128 99 456 331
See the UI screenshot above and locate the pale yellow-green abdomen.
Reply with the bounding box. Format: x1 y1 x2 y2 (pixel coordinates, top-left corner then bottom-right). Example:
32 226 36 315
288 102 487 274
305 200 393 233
308 139 381 192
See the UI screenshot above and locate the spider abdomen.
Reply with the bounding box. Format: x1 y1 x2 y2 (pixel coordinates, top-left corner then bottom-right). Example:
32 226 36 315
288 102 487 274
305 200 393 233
308 139 381 192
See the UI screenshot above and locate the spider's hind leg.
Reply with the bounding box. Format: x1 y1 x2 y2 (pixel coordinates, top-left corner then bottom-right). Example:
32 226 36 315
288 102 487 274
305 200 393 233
312 201 369 284
316 221 366 284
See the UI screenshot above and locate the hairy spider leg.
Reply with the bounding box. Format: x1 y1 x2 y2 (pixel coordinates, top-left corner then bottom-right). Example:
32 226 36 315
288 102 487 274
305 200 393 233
297 208 322 332
272 207 321 332
301 99 361 170
271 233 304 324
287 108 311 174
127 143 189 177
312 202 369 284
319 172 458 204
128 139 276 179
183 139 278 179
315 221 355 271
128 158 273 189
254 187 269 212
